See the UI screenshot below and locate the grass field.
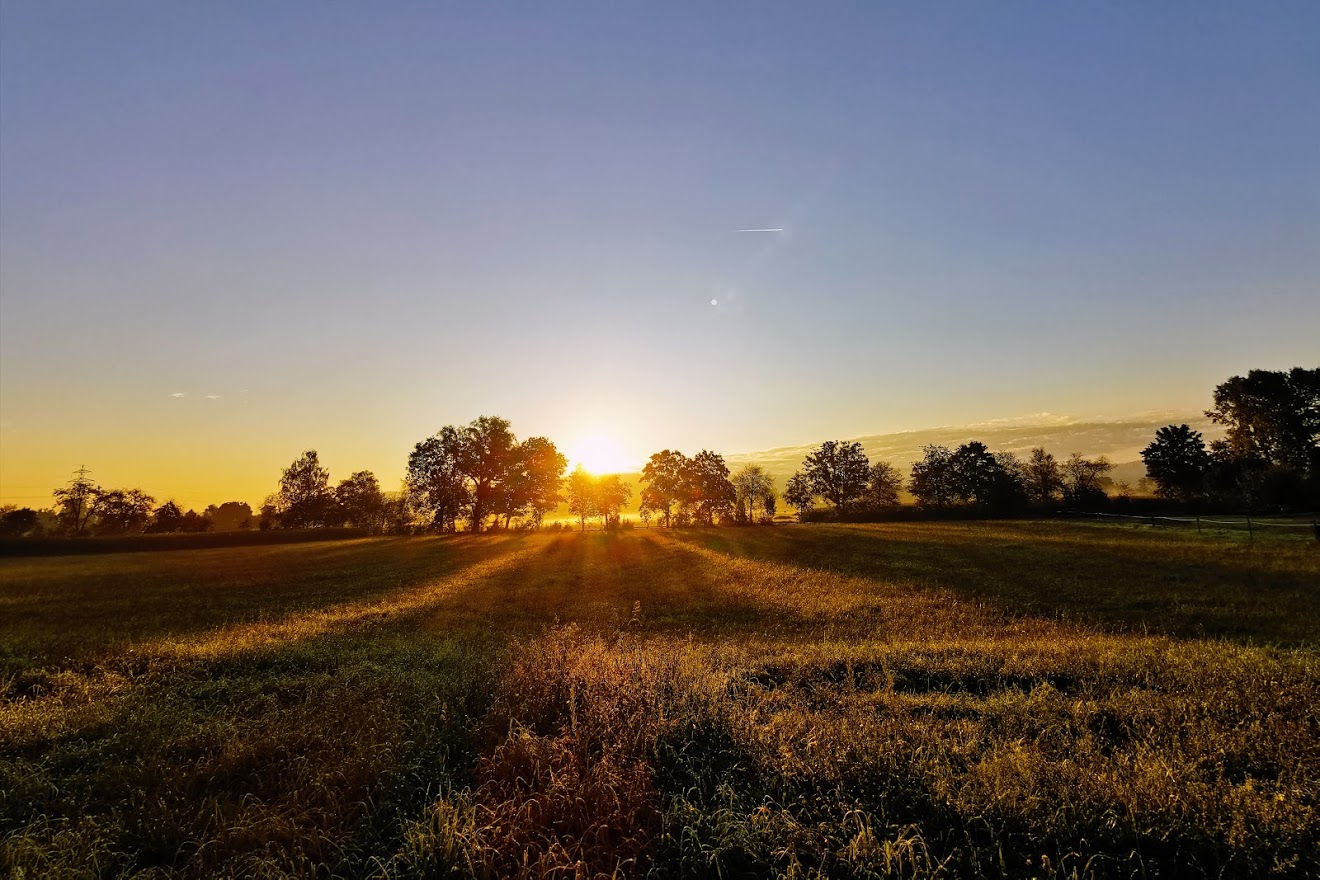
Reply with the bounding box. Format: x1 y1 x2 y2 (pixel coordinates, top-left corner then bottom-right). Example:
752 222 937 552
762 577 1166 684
2 522 1318 878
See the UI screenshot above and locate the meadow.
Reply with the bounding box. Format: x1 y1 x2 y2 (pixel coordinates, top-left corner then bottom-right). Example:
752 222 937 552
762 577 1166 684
1 522 1317 879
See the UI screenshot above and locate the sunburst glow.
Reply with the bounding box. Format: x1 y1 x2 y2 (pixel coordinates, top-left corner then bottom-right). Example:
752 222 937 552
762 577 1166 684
566 432 632 475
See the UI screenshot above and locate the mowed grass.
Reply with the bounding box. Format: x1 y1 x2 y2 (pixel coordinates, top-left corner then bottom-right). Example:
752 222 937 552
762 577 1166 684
2 523 1318 878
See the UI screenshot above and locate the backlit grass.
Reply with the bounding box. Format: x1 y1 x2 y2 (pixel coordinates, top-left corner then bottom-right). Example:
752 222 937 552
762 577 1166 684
3 523 1318 877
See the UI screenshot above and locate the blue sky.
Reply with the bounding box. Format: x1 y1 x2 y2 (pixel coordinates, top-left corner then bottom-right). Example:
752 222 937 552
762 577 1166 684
2 2 1317 505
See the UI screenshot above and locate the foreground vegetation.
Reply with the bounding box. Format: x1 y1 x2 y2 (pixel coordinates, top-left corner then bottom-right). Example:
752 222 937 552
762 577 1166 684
2 522 1318 878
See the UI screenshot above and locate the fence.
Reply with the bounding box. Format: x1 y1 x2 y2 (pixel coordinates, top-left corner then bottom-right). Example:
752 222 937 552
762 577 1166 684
1066 510 1318 541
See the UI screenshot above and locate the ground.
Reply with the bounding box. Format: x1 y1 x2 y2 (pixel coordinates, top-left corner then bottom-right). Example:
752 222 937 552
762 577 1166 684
2 522 1318 878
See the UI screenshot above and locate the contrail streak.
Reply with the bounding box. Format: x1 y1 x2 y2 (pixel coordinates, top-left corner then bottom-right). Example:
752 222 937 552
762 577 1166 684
737 228 784 232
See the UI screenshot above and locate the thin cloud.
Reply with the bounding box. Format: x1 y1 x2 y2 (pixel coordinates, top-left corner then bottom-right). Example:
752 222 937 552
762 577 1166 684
205 394 221 400
170 392 185 398
737 228 784 233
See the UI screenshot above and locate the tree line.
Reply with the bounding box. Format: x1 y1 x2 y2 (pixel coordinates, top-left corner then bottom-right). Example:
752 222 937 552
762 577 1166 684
3 367 1314 539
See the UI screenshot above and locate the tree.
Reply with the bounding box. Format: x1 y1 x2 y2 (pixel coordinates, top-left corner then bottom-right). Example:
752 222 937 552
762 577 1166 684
731 465 775 523
1023 448 1064 505
908 445 958 509
947 442 1026 510
0 507 39 537
505 437 568 528
687 450 736 525
93 488 156 535
53 466 98 536
801 441 871 513
595 474 632 528
761 490 777 522
456 415 518 532
640 450 690 527
203 501 254 531
864 461 904 510
277 450 336 527
1207 368 1320 474
1142 424 1211 502
784 471 815 521
407 426 469 533
1062 453 1113 506
565 465 598 531
337 471 386 530
147 501 185 533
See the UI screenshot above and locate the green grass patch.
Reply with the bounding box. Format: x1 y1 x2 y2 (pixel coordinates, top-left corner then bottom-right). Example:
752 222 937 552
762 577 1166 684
3 523 1318 877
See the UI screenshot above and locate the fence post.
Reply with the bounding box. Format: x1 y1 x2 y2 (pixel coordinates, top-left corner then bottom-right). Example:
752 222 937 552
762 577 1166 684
1196 514 1201 534
1246 513 1253 545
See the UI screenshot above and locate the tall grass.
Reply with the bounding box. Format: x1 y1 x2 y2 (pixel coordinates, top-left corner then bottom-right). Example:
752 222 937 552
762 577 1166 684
3 523 1318 877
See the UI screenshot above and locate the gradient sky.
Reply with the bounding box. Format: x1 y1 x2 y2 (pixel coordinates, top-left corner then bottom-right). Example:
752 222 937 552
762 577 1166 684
2 2 1318 508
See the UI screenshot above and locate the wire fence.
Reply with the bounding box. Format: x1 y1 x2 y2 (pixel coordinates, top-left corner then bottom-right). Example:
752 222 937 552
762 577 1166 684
1066 510 1319 540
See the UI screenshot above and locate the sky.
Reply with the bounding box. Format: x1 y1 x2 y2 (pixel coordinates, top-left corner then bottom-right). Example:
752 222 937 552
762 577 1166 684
2 2 1317 508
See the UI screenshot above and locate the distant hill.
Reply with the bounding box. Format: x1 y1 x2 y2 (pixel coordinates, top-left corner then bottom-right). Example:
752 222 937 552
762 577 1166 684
725 412 1223 486
557 412 1220 520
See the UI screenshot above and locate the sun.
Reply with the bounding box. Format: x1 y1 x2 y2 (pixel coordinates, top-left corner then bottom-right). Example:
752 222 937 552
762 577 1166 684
566 432 632 475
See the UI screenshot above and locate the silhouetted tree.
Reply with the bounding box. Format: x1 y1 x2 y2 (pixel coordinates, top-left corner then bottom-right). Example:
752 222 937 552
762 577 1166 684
94 488 156 535
784 471 815 521
1142 424 1211 503
337 471 386 530
731 465 775 523
865 461 904 510
909 445 958 509
455 415 518 532
947 442 1027 511
687 450 736 525
1062 453 1113 506
640 450 690 527
204 501 253 531
801 441 871 513
147 501 185 533
595 474 632 528
0 507 39 537
504 436 568 528
565 465 598 531
53 466 98 536
1207 367 1320 474
277 450 336 527
1023 447 1064 505
407 426 469 533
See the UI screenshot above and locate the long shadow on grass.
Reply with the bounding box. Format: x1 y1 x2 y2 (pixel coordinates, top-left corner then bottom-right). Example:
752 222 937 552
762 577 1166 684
411 529 825 639
0 535 529 663
665 523 1320 645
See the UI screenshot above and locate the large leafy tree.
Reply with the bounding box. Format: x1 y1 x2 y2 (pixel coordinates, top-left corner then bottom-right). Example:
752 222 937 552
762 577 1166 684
687 450 736 525
406 425 470 533
337 471 386 530
277 450 336 527
908 445 958 509
1206 367 1320 474
504 437 568 528
784 472 815 521
864 461 904 510
595 474 632 528
565 465 598 531
801 441 871 513
1142 424 1211 502
93 488 156 535
456 415 518 532
203 501 254 531
640 450 690 527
